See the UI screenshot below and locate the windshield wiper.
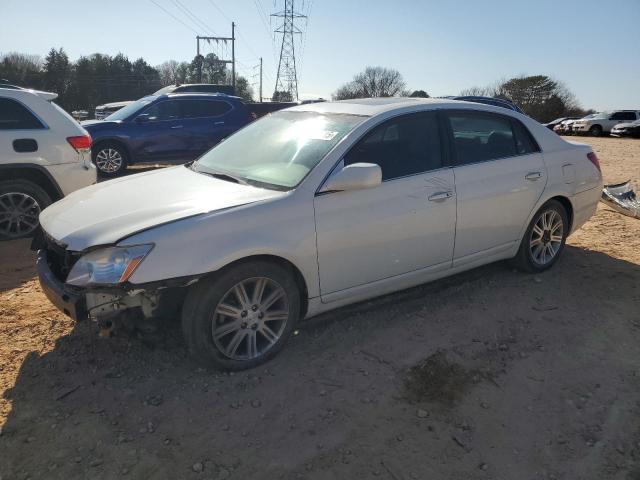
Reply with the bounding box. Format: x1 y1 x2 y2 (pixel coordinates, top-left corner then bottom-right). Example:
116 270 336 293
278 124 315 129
197 168 248 185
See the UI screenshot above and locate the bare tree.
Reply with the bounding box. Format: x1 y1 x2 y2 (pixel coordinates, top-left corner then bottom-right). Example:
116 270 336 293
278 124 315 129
333 66 407 100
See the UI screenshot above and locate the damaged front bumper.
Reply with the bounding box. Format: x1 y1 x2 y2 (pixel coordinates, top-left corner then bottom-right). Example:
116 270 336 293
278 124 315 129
37 250 88 321
601 180 640 219
37 249 199 327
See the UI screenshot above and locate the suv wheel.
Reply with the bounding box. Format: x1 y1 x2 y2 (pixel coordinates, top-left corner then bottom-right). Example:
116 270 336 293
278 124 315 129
589 125 603 137
0 180 52 240
93 143 128 177
511 200 569 273
182 260 301 370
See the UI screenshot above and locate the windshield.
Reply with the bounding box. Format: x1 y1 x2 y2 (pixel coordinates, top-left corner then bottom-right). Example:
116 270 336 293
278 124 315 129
105 96 157 121
193 111 366 189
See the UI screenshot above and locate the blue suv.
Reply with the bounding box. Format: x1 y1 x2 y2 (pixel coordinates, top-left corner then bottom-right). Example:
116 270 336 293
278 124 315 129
82 93 249 176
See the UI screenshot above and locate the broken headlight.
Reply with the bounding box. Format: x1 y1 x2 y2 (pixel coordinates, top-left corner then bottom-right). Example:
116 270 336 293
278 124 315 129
66 244 154 286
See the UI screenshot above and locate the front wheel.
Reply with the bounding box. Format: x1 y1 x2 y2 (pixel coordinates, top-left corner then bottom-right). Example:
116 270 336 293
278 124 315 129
511 200 569 273
589 125 603 137
181 261 301 370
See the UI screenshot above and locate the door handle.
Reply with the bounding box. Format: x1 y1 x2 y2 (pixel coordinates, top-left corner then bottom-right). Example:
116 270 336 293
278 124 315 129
214 121 225 126
170 125 184 129
525 172 542 181
428 191 455 202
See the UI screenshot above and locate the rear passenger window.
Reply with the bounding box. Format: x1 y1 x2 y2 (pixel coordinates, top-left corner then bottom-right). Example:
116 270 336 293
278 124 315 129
512 120 539 155
345 112 442 181
447 112 517 165
0 98 45 130
199 100 232 117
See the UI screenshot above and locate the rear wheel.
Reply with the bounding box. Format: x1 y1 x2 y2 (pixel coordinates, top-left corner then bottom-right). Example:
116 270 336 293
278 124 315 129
511 200 568 273
0 180 51 240
93 142 128 177
181 260 301 370
589 125 603 137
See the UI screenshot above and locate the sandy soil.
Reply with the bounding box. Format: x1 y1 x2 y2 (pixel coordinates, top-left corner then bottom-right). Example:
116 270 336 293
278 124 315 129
1 137 639 480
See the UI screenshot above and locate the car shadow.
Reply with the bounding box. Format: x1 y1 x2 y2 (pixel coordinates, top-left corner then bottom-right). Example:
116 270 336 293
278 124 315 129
1 245 639 479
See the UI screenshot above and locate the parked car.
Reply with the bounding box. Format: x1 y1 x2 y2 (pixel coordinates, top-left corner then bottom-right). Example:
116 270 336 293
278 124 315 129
36 98 602 369
0 87 96 239
94 101 134 120
71 110 89 121
153 84 235 96
571 110 640 136
544 116 578 130
610 119 640 138
82 93 249 176
553 117 582 135
448 96 524 114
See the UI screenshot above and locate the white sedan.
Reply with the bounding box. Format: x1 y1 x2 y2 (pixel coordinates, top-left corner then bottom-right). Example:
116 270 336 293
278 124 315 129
37 98 602 370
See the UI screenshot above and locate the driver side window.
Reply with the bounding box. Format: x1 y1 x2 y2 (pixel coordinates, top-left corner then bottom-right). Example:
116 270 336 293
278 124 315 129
344 112 442 181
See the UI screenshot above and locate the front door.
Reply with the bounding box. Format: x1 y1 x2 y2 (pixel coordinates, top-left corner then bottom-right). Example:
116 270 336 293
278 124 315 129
314 111 456 297
130 99 191 161
444 110 547 264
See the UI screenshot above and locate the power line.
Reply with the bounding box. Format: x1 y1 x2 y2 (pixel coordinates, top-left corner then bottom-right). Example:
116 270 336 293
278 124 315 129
148 0 199 34
172 0 217 36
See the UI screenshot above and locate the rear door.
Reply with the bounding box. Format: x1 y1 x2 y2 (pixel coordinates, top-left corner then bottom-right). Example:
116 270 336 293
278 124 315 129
179 99 237 158
445 110 546 266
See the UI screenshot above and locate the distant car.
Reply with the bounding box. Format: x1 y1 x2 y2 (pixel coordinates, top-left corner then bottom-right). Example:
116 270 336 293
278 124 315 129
94 101 134 120
37 97 602 369
82 93 249 176
72 110 89 121
448 96 524 114
572 110 640 136
153 84 235 96
610 119 640 138
544 117 578 130
0 87 96 239
554 118 583 135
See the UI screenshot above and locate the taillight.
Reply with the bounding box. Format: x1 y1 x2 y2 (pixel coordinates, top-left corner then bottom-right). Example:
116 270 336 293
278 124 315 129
587 152 601 172
67 135 92 152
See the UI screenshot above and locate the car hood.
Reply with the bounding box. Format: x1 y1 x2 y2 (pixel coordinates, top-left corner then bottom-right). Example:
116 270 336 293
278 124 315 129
613 122 634 128
39 166 287 251
81 119 121 129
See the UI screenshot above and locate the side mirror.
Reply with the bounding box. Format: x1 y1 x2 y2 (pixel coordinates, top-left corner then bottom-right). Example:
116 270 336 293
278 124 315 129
135 113 150 123
320 163 382 193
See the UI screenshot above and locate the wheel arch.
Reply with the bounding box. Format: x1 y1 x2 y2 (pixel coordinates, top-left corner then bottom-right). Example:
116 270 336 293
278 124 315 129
547 195 574 233
200 254 310 318
0 164 63 201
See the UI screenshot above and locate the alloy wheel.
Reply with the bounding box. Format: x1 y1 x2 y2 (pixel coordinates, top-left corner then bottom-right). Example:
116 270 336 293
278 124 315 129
95 148 123 173
0 192 41 238
529 209 564 266
212 277 289 360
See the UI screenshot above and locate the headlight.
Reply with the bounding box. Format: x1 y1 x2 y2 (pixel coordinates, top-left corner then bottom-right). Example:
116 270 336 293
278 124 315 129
66 244 154 286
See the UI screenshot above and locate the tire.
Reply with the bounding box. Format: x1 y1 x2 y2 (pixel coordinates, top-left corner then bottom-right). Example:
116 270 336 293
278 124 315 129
589 125 603 137
93 142 128 177
181 260 302 370
511 200 569 273
0 180 52 240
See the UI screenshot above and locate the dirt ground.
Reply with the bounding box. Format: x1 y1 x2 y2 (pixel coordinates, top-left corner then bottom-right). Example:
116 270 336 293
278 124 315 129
1 137 639 480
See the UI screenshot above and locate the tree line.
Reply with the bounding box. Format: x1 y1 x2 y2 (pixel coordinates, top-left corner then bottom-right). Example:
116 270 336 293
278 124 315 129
333 66 593 123
0 48 254 113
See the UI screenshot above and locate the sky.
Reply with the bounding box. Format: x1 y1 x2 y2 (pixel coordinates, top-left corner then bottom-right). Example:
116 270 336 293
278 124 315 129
2 0 639 110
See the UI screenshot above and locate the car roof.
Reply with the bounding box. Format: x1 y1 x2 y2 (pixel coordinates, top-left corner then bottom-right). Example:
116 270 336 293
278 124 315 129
287 97 523 117
0 87 58 101
162 92 244 101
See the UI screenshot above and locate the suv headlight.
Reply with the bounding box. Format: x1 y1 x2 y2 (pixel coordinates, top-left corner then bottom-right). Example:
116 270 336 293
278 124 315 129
66 244 154 286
